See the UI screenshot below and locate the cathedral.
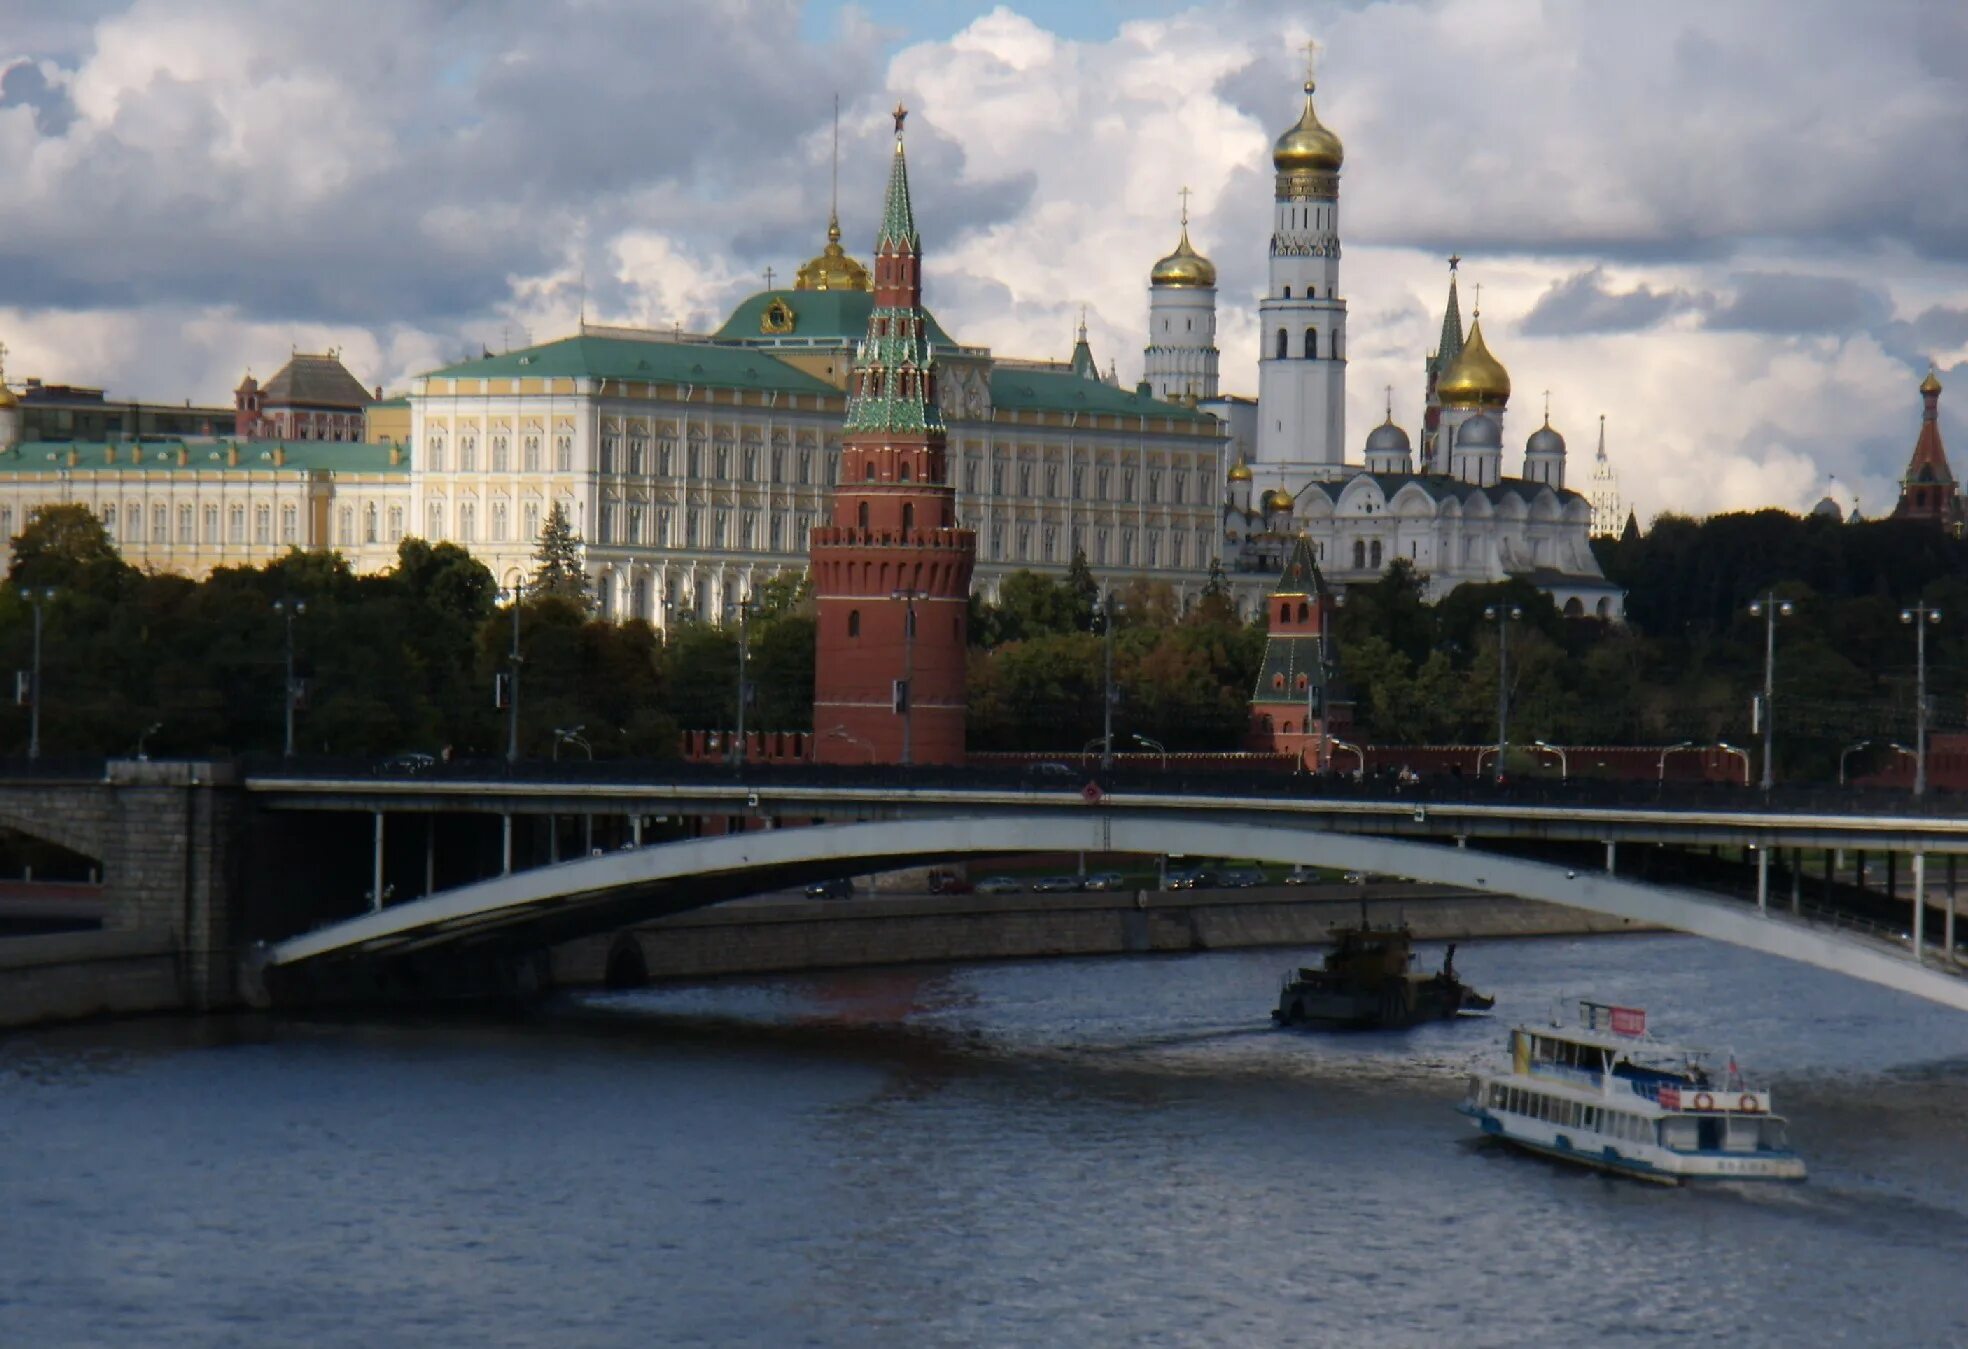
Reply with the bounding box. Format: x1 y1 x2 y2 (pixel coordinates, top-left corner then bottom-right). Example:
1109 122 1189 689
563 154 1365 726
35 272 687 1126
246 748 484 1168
1145 63 1627 620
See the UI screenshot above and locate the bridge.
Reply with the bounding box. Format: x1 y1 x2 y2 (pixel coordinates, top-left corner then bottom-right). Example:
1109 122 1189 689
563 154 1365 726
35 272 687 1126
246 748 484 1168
246 762 1968 1011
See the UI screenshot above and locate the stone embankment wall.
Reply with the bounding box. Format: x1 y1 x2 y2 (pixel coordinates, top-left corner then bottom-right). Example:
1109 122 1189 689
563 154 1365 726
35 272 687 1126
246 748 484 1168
0 929 186 1027
552 885 1653 988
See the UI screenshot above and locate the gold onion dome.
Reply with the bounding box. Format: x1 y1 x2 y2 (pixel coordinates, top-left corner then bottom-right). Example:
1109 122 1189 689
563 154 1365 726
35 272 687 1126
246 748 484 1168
0 384 16 409
1272 81 1344 173
1151 226 1216 288
794 214 871 292
1227 458 1254 482
1263 487 1295 511
1921 367 1943 395
1437 315 1511 408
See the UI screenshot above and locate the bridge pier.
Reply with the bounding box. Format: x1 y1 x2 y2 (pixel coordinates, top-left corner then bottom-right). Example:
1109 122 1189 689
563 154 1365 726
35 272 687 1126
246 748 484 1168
1605 840 1616 875
502 812 513 875
371 811 385 913
1913 852 1926 960
1756 847 1769 913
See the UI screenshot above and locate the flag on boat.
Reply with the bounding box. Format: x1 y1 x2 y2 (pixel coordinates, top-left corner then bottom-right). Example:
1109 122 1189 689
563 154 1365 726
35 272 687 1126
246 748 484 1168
1658 1086 1681 1109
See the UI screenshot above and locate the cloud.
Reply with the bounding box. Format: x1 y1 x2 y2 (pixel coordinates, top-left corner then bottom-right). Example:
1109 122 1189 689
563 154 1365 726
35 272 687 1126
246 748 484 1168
1700 272 1892 334
1519 267 1694 336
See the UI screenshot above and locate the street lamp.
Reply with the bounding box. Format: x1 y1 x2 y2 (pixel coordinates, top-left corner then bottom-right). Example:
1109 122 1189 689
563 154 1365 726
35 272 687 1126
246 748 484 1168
1901 603 1943 796
1130 732 1168 772
1838 740 1874 786
1099 590 1122 771
272 598 306 758
553 725 592 760
1657 740 1697 782
135 721 162 761
1532 739 1568 780
1481 603 1523 780
1747 591 1794 790
1327 737 1364 776
20 586 56 760
499 580 525 764
891 588 927 767
1716 741 1751 786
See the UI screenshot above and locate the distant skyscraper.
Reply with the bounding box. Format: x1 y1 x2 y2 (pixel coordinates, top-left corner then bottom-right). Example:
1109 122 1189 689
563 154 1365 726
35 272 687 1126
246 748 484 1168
1588 416 1623 537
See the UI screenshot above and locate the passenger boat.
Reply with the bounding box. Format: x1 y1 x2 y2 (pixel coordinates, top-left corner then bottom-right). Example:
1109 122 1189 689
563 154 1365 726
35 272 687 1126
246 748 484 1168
1272 923 1493 1029
1458 1001 1806 1184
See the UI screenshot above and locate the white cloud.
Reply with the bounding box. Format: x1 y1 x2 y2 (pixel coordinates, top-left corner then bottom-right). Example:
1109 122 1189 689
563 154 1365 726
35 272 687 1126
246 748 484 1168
1 0 1964 528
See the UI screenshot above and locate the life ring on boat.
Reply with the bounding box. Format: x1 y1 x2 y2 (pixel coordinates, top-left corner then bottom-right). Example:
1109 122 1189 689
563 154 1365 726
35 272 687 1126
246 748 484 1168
1738 1094 1761 1114
1692 1092 1715 1111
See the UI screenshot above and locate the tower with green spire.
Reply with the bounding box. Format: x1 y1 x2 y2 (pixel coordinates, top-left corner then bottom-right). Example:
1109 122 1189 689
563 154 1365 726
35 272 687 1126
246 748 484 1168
1421 255 1465 475
1246 534 1348 769
811 103 977 766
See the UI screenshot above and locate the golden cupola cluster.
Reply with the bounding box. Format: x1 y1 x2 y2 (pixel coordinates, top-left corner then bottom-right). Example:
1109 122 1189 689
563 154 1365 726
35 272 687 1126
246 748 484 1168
1227 458 1254 482
1272 80 1344 173
1437 315 1511 408
794 213 872 292
1150 225 1217 288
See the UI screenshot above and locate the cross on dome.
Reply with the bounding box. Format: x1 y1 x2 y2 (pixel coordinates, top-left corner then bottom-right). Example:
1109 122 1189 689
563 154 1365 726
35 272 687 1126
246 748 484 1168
1178 185 1192 226
764 266 776 289
1302 37 1319 90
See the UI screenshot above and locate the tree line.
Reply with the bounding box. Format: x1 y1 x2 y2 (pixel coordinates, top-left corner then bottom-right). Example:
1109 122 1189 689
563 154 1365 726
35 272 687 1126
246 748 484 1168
1 502 1962 781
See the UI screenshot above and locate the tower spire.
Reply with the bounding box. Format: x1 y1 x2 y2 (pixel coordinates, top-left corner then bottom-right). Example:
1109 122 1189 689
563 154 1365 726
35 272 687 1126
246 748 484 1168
878 102 919 254
830 93 840 231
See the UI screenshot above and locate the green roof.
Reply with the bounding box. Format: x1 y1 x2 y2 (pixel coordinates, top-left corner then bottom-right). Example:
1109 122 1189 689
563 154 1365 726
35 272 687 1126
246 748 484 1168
714 289 956 348
0 440 409 475
371 396 410 409
425 334 839 396
988 366 1211 421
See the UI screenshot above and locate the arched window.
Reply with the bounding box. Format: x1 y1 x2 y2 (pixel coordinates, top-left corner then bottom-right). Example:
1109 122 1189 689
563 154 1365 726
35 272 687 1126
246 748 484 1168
1279 602 1290 623
847 610 860 638
902 502 915 533
1297 602 1309 623
1305 328 1318 359
857 501 870 529
1370 540 1383 568
1281 721 1294 735
864 461 876 481
1283 286 1292 298
1276 329 1289 359
1352 539 1366 569
899 462 912 482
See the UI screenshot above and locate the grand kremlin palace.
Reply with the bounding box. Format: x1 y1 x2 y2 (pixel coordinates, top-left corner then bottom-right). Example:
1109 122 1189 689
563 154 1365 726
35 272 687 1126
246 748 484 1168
0 272 1225 624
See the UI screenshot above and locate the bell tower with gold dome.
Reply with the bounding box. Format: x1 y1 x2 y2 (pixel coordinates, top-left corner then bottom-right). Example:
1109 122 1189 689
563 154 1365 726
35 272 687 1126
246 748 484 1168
1144 189 1218 402
1255 46 1347 493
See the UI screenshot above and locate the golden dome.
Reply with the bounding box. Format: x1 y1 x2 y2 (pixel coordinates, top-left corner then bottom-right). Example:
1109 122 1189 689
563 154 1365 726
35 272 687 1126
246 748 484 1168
1263 487 1295 511
0 384 16 410
1272 82 1343 173
1921 367 1943 396
1227 458 1253 482
1151 226 1216 288
1437 315 1511 408
794 214 871 292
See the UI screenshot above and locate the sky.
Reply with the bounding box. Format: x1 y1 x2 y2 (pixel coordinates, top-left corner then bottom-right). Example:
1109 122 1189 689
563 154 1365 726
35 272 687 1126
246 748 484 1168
2 0 1966 525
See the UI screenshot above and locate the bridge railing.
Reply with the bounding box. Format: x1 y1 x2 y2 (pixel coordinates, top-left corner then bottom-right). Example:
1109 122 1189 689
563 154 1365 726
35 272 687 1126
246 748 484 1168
234 753 1968 819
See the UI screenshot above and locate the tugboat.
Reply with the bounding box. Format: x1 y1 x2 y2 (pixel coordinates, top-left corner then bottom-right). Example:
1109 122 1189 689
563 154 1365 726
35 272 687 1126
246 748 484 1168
1271 920 1493 1029
1457 1001 1806 1184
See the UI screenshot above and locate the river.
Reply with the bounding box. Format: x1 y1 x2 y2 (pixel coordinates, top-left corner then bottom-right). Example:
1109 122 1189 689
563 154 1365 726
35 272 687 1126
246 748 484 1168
3 932 1966 1346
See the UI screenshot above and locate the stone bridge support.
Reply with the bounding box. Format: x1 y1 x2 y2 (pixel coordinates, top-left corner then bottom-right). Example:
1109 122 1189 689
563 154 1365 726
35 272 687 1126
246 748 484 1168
0 761 246 1023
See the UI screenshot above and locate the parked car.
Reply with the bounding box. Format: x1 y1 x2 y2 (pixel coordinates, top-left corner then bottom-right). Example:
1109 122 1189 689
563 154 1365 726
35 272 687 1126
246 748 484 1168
375 751 436 776
1218 867 1265 889
975 875 1022 895
1282 866 1315 886
1165 867 1219 891
804 878 854 900
1029 874 1083 893
1022 761 1079 784
1082 871 1128 892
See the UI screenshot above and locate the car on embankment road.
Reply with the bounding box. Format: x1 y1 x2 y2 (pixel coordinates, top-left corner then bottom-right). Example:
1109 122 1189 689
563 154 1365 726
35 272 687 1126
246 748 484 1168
1082 871 1128 892
974 875 1022 895
804 878 855 900
1028 875 1083 893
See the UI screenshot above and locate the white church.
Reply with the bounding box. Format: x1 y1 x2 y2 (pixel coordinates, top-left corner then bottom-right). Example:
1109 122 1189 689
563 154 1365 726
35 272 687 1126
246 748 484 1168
1141 63 1626 620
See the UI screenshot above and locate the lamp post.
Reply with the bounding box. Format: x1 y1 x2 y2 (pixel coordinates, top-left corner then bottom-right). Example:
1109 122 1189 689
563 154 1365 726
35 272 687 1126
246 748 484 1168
273 598 305 758
1747 591 1794 790
1482 603 1523 780
136 721 161 761
501 581 524 764
553 725 592 760
1100 590 1120 771
1327 737 1364 776
1532 739 1568 780
1130 733 1168 772
731 594 752 768
891 588 927 766
1838 740 1875 786
1657 740 1696 782
22 586 55 761
1716 741 1750 786
1901 603 1942 796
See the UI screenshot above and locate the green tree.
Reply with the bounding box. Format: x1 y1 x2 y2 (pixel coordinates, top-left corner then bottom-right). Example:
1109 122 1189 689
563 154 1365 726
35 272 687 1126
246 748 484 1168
8 504 137 597
530 502 591 608
1063 548 1100 631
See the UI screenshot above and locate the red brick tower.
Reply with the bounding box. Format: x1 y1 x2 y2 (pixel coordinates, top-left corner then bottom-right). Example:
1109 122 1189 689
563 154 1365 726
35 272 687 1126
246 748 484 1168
810 105 976 765
1246 536 1350 769
1892 368 1962 531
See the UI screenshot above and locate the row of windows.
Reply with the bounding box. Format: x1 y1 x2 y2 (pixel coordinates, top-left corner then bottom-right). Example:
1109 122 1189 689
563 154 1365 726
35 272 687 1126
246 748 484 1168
336 504 407 547
593 504 820 552
424 432 574 475
983 522 1210 569
422 498 561 545
599 441 822 484
1484 1083 1653 1145
1273 327 1341 360
99 501 304 547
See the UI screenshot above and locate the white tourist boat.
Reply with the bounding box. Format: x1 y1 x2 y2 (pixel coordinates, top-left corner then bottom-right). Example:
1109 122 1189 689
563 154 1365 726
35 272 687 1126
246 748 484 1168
1458 1001 1806 1184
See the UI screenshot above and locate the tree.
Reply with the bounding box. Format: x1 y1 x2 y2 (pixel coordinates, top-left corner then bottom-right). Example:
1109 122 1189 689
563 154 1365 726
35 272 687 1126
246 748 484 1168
1064 548 1100 631
9 504 136 597
530 503 591 608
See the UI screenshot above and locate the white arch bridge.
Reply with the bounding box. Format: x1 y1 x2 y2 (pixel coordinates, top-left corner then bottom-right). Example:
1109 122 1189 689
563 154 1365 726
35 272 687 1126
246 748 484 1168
256 811 1968 1012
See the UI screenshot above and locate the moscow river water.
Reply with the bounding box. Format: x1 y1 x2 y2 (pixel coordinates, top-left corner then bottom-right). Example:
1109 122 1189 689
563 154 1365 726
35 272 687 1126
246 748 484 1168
4 933 1968 1347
